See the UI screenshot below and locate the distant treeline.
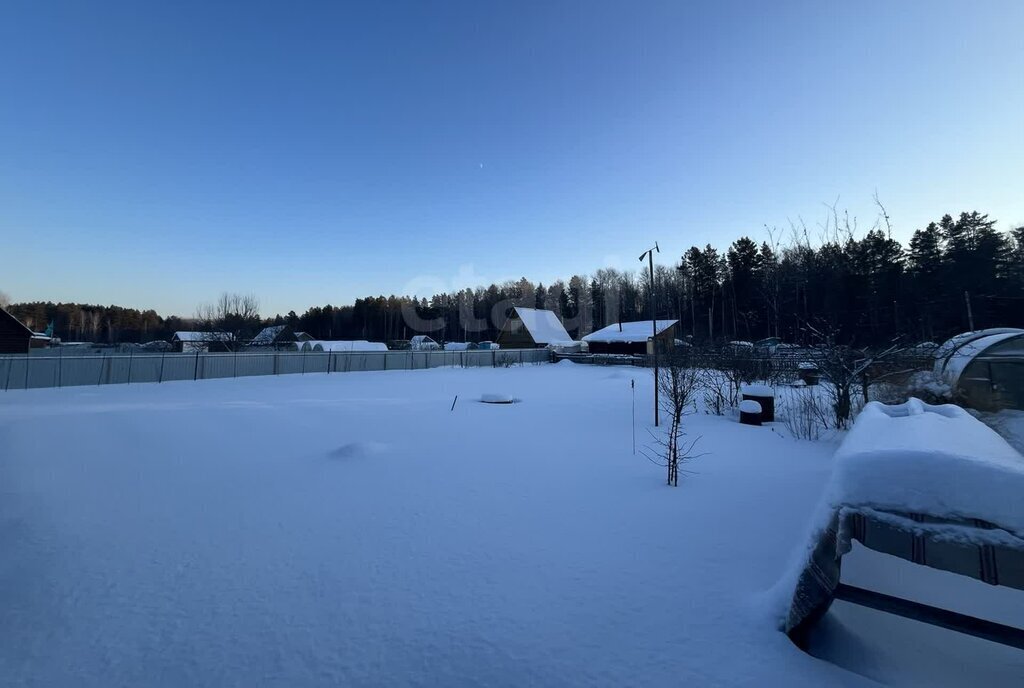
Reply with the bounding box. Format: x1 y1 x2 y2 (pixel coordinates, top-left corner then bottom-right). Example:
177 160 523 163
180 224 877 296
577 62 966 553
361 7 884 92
9 210 1024 347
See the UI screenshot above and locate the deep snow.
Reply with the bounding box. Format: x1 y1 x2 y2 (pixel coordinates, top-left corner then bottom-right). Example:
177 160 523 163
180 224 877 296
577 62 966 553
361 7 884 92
1 364 1021 686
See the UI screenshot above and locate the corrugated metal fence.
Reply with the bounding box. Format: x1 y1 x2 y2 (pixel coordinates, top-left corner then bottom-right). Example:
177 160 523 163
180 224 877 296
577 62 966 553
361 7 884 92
0 348 552 391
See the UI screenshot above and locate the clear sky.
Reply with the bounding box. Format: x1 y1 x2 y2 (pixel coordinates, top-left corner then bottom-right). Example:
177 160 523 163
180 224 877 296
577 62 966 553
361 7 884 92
2 1 1022 317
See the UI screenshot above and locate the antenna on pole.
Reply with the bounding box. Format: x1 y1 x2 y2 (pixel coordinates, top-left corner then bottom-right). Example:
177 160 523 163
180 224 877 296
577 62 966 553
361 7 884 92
639 242 661 427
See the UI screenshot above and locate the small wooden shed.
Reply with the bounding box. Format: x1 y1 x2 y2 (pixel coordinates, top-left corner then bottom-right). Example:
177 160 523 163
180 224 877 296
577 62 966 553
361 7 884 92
583 320 678 355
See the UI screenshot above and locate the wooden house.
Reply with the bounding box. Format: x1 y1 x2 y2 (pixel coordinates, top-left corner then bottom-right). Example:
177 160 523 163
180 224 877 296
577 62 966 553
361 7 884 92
495 307 573 349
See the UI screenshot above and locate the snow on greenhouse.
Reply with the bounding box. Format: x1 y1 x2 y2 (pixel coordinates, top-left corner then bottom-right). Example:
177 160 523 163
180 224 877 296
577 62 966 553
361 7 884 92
308 340 388 352
825 399 1024 533
934 329 1024 410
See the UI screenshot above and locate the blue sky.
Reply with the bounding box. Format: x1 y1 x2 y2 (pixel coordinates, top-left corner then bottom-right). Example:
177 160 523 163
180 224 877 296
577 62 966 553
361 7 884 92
2 1 1022 317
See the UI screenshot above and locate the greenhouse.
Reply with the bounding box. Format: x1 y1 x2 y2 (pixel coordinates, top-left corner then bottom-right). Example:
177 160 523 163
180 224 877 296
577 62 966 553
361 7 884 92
934 328 1024 410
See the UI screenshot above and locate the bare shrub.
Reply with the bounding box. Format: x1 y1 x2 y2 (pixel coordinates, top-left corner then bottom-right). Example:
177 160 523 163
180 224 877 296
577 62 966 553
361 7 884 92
803 321 903 428
700 369 730 415
717 349 759 408
778 386 833 441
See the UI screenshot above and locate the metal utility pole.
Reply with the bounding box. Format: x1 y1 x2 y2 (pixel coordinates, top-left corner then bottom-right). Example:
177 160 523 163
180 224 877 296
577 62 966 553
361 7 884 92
640 242 660 427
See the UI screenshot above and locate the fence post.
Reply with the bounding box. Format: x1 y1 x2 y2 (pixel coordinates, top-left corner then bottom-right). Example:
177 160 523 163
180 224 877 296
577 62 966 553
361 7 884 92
58 346 63 388
302 349 307 374
159 352 166 383
194 350 200 381
492 350 496 368
233 350 238 378
24 352 31 389
4 358 12 391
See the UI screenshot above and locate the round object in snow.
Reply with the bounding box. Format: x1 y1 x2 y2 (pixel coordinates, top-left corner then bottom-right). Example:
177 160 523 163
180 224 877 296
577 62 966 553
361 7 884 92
741 386 775 422
739 400 762 414
739 400 762 426
480 393 514 404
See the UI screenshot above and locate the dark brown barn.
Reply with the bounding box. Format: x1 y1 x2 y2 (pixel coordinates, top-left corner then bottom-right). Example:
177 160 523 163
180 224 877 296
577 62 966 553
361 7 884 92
0 307 34 354
583 320 678 355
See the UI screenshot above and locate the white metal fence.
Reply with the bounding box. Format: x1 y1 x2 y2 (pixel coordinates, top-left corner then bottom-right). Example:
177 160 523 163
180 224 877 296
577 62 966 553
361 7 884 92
0 348 552 391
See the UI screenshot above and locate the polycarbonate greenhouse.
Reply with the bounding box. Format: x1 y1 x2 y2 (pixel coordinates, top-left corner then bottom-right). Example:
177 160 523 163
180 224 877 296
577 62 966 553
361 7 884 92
934 328 1024 411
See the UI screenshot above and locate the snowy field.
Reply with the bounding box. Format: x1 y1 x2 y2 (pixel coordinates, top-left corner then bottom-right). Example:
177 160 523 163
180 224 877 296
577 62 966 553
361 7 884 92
1 363 1021 686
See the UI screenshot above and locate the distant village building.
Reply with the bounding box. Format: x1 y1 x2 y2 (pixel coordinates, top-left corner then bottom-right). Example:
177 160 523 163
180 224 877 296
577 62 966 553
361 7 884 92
583 320 679 355
250 325 297 349
410 335 441 351
495 307 573 349
293 331 314 342
306 340 389 352
935 328 1024 411
171 331 235 353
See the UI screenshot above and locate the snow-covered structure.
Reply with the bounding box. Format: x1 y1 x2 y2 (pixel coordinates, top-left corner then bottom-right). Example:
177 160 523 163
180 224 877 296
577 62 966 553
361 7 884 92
583 320 678 355
250 325 296 348
495 307 573 349
781 398 1024 648
172 331 235 353
409 335 440 351
934 328 1024 410
829 399 1024 531
307 340 388 352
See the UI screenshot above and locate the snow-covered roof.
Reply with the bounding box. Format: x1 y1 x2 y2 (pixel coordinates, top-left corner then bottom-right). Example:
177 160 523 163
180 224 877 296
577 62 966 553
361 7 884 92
173 331 234 342
308 340 388 352
410 335 436 344
934 330 1024 384
934 328 1024 361
827 399 1024 535
583 320 677 344
509 307 572 344
251 325 290 344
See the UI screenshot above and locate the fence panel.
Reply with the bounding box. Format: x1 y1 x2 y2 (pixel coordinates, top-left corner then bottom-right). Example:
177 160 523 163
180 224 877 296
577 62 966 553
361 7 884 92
0 347 553 392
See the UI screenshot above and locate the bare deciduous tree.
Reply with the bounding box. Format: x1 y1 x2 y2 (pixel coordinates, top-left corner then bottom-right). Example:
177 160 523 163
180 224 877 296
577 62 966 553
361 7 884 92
643 354 702 486
195 292 261 339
